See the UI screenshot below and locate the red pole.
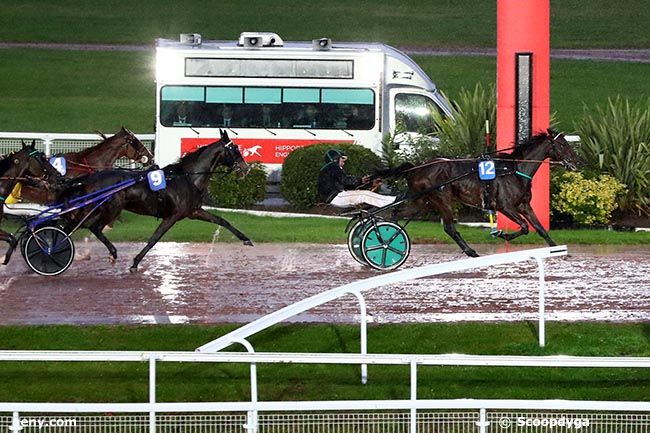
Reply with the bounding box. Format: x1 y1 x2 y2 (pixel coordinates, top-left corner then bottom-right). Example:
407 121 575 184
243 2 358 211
496 0 551 230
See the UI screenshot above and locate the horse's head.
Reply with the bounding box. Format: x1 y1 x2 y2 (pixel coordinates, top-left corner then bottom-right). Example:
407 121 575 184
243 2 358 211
120 127 154 166
22 140 63 182
1 140 60 183
220 130 250 178
546 129 582 170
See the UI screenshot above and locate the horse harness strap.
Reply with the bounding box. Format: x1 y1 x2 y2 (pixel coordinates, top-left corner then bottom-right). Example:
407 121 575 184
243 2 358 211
515 170 533 180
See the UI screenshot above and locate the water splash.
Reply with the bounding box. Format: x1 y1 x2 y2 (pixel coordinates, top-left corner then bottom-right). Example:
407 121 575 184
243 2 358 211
204 227 223 265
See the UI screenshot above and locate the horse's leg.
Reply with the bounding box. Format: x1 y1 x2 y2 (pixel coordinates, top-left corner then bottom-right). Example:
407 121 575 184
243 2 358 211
494 207 530 242
516 202 557 246
189 208 254 246
130 216 180 272
1 230 17 265
88 224 118 263
437 205 479 257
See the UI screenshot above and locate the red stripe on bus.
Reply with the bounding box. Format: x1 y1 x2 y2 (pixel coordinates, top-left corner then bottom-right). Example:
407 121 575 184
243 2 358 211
181 137 354 164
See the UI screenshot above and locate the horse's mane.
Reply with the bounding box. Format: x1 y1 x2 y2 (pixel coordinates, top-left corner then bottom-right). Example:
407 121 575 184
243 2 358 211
511 131 551 157
166 139 225 173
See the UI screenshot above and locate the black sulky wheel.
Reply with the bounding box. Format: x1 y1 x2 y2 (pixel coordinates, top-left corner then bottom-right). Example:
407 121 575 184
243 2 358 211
347 219 372 266
23 226 75 276
361 221 410 271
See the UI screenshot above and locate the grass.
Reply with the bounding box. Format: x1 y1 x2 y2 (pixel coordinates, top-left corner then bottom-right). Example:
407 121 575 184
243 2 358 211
0 323 647 402
5 210 648 245
1 0 648 48
0 49 648 133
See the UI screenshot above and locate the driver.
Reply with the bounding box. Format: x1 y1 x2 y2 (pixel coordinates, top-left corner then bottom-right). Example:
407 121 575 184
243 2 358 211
317 149 396 208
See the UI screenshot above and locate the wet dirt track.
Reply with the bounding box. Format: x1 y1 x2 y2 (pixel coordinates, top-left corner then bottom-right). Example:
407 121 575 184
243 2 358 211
0 241 648 325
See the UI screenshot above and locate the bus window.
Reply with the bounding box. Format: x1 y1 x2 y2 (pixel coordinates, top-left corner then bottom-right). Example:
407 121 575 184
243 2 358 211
394 93 445 134
159 85 375 130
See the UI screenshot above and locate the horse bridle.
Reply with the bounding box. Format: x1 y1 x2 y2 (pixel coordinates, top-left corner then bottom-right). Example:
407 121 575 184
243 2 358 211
223 140 248 175
122 130 151 164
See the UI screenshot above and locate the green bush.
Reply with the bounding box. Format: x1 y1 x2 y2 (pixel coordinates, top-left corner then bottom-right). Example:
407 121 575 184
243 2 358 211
208 162 267 208
551 171 626 225
574 97 650 215
281 143 382 209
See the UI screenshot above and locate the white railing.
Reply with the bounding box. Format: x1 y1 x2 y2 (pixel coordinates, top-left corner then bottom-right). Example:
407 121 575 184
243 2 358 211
0 132 154 166
197 246 569 385
0 350 648 433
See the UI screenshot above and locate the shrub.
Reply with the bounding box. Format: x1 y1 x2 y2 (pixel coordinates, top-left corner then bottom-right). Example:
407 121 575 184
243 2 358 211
551 171 626 225
208 162 267 208
574 97 650 215
281 143 382 209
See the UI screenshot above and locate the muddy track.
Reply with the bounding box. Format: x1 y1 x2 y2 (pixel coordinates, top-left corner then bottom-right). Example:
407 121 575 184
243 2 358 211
1 241 647 325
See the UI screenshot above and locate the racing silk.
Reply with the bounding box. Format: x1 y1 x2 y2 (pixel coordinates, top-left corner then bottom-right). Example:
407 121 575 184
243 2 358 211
317 163 362 203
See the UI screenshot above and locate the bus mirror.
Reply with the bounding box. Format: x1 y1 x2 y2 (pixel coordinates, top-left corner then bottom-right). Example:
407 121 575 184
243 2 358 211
313 38 332 50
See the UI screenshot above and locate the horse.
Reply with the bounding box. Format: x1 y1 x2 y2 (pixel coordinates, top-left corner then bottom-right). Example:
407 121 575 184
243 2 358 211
0 141 62 264
17 127 153 203
386 129 581 257
57 130 253 272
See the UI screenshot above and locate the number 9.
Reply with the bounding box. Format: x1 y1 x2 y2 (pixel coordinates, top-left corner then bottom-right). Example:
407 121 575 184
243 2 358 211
150 170 163 186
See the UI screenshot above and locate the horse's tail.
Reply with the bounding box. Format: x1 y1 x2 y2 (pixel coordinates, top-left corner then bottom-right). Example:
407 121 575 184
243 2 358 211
373 162 415 180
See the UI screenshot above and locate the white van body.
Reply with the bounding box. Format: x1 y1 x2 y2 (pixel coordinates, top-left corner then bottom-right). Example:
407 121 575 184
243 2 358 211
154 32 452 178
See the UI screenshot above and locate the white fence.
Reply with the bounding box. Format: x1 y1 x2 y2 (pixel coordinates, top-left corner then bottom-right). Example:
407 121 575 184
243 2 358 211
0 351 648 433
0 132 155 167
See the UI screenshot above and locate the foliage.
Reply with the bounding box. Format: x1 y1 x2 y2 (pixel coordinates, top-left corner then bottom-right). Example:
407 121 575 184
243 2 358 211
433 83 497 157
574 97 650 215
208 162 267 208
551 171 627 225
280 143 382 209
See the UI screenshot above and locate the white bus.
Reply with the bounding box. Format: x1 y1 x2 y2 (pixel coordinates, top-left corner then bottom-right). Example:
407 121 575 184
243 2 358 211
154 32 453 178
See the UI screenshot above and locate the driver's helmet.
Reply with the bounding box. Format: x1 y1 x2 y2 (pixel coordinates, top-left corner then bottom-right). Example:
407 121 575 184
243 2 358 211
324 149 347 164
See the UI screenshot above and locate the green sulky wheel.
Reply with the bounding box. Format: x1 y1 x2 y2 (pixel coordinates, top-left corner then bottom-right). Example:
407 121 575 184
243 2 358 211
347 219 372 266
361 221 410 271
23 226 75 276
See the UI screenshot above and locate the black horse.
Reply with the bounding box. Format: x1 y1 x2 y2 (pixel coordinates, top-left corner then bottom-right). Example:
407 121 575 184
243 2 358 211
0 141 61 264
58 130 253 271
388 130 581 257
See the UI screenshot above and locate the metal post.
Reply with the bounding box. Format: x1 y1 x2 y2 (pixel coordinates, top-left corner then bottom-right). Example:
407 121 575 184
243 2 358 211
410 360 417 433
44 138 53 157
535 256 546 347
351 291 368 384
236 339 258 433
9 412 22 433
149 355 156 433
476 408 490 433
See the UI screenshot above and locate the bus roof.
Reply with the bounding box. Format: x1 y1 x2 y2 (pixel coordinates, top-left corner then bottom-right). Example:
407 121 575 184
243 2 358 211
156 32 438 92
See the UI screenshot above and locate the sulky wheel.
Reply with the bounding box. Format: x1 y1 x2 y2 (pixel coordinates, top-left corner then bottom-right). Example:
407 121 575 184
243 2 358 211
23 226 75 276
347 219 372 266
361 221 410 271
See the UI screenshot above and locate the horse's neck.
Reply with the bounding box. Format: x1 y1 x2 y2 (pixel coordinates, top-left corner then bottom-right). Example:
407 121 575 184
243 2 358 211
71 135 124 167
516 139 551 177
174 143 225 190
0 158 26 195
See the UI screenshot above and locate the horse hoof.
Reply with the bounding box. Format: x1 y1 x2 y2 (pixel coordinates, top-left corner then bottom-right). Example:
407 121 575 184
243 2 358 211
243 240 254 247
129 266 138 273
109 256 117 265
465 250 480 258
